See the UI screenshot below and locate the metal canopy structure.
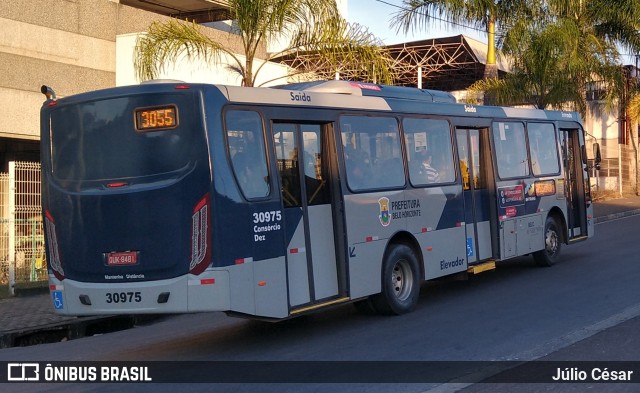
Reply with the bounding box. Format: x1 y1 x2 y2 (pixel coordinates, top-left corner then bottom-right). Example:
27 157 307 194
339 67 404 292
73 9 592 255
274 35 509 92
120 0 231 23
385 35 508 91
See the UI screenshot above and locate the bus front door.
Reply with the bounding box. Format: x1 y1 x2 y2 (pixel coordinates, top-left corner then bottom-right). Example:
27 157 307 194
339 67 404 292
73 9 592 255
273 123 344 313
560 129 589 239
456 128 497 263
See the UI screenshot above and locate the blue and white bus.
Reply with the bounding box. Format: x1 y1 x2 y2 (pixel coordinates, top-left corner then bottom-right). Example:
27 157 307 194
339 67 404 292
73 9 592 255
40 80 597 319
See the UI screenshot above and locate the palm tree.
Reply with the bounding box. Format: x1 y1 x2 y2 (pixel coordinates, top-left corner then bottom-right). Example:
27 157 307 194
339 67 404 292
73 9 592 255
134 0 396 87
391 0 523 80
630 93 640 121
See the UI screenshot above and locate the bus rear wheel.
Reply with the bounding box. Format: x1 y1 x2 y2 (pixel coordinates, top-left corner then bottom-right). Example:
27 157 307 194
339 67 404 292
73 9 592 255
533 216 562 267
372 244 420 315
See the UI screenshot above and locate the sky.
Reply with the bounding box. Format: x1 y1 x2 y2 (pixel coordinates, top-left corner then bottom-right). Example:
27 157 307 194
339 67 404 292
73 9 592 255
346 0 486 45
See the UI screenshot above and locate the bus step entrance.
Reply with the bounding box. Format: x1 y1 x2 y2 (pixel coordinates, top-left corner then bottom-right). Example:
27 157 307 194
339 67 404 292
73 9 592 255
467 260 496 275
290 297 351 316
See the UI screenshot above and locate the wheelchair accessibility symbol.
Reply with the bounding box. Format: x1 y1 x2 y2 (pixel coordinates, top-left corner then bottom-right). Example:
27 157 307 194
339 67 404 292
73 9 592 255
52 291 64 310
466 238 474 257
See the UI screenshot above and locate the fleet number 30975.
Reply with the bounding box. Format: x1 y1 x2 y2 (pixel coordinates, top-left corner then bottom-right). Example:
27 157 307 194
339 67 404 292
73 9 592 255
105 292 142 303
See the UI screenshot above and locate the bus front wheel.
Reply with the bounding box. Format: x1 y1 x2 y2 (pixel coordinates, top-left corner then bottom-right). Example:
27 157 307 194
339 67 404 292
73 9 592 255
372 244 420 315
533 216 562 267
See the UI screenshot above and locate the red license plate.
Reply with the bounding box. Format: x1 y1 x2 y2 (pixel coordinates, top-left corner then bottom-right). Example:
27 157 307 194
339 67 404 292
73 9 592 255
106 251 138 266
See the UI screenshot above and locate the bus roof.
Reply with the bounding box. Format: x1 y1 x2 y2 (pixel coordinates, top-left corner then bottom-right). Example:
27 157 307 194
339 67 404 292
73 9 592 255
218 81 583 124
43 80 583 125
271 80 457 103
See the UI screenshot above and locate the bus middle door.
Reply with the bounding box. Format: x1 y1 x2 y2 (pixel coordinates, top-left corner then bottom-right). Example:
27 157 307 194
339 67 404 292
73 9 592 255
456 128 497 264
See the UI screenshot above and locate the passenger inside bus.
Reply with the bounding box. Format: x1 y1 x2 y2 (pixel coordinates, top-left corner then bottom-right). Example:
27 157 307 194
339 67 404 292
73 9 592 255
414 147 440 184
344 145 371 190
232 145 269 198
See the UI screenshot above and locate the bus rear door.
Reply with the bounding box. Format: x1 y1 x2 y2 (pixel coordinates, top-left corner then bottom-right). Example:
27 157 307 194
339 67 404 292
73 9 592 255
273 122 346 314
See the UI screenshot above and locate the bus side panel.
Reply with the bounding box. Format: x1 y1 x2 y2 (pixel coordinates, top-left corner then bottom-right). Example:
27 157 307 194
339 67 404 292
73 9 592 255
348 242 386 299
422 228 467 279
188 270 231 312
227 262 255 315
254 257 289 318
405 186 467 279
344 190 404 300
501 219 517 258
515 215 544 255
498 176 571 259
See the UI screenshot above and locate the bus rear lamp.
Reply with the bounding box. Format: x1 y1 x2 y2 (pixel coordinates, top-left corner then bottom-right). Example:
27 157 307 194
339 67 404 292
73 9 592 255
44 210 65 280
189 193 212 275
107 182 129 188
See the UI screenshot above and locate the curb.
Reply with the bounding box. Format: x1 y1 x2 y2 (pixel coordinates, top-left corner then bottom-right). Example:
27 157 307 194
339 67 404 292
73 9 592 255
0 314 164 349
594 208 640 224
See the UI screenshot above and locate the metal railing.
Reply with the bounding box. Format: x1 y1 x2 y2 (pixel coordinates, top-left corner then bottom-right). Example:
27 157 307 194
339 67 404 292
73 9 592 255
0 162 45 295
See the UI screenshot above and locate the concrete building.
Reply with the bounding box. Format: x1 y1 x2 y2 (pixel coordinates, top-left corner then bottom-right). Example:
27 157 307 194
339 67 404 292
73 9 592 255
0 0 278 171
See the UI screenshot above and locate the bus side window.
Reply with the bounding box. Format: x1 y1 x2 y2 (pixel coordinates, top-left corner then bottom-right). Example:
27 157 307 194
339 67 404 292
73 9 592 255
493 122 529 179
225 110 270 199
527 122 560 176
340 115 405 191
403 117 455 186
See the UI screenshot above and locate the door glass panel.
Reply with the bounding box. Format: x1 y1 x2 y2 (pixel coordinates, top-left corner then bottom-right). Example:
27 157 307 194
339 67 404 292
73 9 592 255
302 125 330 205
273 124 300 208
456 130 471 191
470 130 485 189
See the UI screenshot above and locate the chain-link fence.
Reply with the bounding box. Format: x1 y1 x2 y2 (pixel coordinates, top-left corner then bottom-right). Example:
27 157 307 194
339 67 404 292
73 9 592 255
1 162 45 295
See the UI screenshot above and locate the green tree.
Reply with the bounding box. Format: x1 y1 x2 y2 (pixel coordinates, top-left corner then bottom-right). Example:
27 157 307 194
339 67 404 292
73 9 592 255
134 0 395 86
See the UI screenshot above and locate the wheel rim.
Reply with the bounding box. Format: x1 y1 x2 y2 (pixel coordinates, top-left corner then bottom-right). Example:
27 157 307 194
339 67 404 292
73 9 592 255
545 226 559 257
391 258 413 301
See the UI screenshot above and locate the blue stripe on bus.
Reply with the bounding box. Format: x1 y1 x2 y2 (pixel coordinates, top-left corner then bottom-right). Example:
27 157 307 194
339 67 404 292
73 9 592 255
436 190 464 230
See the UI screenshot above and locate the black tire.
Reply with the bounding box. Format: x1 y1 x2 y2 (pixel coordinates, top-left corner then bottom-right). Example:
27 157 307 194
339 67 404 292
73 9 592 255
533 216 562 267
371 244 421 315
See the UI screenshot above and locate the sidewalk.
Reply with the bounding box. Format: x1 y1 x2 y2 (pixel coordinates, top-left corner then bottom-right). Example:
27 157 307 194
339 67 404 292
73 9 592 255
2 196 640 349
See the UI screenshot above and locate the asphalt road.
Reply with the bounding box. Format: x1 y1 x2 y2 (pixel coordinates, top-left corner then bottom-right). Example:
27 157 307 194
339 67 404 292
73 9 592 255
1 215 639 393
